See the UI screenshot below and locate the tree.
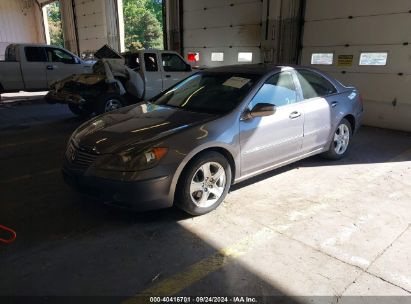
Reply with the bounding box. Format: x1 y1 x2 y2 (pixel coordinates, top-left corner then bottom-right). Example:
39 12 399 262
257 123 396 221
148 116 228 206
123 0 164 51
144 0 163 25
47 2 64 47
45 0 164 51
139 12 163 49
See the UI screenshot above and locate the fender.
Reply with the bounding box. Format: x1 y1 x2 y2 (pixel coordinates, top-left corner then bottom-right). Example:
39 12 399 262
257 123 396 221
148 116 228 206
166 142 239 204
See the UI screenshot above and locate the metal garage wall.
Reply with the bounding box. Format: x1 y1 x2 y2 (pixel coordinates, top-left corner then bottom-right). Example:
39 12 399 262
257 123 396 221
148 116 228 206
183 0 263 66
60 0 79 54
301 0 411 132
74 0 108 53
60 0 122 56
261 0 303 64
176 0 303 67
0 0 45 60
165 0 182 53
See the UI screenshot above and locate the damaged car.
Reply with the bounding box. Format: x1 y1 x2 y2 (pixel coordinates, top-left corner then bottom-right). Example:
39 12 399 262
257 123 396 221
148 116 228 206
46 45 192 116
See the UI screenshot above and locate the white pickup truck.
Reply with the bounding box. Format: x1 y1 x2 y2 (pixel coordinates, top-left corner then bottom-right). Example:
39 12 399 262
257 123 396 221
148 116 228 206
123 49 194 100
46 48 194 116
0 43 93 95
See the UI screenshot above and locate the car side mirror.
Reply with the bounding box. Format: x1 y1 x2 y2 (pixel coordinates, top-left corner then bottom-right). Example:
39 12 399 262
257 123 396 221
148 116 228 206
250 103 276 118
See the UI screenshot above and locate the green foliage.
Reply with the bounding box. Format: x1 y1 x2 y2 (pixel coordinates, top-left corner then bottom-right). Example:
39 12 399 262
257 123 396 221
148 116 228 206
44 0 164 51
144 0 163 25
123 0 164 51
47 2 64 47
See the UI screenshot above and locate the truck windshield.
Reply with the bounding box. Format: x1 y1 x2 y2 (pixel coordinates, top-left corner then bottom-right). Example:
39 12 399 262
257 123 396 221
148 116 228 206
153 72 259 114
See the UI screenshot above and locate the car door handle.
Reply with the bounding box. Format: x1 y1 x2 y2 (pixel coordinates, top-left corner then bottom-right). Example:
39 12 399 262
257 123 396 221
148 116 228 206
289 111 302 119
46 65 54 70
165 75 171 78
331 101 338 108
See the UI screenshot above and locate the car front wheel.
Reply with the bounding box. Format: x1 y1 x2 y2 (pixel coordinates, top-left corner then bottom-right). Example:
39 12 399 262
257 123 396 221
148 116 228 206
176 152 232 215
323 118 352 160
96 94 125 115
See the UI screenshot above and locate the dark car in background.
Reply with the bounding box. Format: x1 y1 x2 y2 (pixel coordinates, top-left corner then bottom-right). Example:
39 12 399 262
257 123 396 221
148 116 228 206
62 64 363 215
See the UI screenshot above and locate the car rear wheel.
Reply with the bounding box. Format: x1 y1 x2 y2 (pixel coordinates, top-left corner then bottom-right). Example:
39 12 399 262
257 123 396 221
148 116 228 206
68 103 93 117
322 118 352 160
96 94 125 115
176 152 232 216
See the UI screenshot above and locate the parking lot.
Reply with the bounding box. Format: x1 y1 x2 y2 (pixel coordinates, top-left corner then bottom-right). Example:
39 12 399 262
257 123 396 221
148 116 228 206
1 98 410 301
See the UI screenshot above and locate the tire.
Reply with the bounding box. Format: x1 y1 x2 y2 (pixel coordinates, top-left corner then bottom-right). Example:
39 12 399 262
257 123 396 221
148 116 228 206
176 152 232 216
68 103 93 117
95 94 125 115
322 118 352 160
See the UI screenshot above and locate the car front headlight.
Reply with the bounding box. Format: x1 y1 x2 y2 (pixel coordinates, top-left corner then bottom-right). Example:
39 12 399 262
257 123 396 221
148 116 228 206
97 147 168 171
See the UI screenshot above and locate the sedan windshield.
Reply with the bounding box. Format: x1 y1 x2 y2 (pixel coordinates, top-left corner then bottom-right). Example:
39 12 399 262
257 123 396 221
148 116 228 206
153 72 259 114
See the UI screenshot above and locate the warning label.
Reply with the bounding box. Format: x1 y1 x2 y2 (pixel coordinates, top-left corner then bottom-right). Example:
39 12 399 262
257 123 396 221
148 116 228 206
337 55 354 67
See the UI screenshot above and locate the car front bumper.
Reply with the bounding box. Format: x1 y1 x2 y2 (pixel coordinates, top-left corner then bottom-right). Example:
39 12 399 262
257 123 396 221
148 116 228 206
62 167 174 211
46 90 85 105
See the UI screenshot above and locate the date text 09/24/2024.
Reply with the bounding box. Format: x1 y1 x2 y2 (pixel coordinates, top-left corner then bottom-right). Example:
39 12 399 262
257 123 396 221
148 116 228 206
149 296 258 303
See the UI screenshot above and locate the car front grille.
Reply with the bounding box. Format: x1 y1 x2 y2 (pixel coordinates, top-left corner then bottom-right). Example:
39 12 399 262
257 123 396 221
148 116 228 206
65 142 98 172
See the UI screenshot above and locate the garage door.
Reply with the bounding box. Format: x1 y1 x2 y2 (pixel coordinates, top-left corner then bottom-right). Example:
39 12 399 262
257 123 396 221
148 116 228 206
74 0 107 53
183 0 262 67
301 0 411 132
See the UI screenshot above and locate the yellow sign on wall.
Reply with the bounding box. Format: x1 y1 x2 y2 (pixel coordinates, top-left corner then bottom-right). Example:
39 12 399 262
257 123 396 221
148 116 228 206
337 55 354 66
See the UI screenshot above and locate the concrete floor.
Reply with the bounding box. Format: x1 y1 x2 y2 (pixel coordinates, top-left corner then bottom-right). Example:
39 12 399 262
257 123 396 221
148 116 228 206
0 100 410 303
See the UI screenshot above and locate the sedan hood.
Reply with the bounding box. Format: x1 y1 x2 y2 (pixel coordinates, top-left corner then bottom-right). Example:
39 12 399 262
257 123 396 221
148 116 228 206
72 103 216 154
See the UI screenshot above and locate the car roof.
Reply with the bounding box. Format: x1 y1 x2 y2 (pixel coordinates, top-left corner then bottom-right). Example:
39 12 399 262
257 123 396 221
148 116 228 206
202 63 346 91
203 64 303 75
10 43 62 48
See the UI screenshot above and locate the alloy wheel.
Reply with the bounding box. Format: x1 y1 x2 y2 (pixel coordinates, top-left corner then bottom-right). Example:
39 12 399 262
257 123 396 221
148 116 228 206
189 162 226 208
334 124 350 155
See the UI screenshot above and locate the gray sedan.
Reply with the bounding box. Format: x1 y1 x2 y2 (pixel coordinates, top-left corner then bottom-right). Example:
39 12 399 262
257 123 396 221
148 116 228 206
63 64 363 215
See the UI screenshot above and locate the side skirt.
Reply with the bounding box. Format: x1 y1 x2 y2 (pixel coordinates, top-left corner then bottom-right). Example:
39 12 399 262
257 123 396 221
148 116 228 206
234 147 326 184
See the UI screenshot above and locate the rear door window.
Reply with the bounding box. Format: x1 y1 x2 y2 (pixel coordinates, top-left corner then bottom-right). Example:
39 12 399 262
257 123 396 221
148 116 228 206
125 53 140 70
25 47 47 62
296 69 337 99
6 45 17 61
144 53 158 72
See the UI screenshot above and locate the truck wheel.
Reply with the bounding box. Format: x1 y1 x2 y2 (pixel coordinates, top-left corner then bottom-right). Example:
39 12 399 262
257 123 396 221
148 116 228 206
68 103 92 117
96 94 125 114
